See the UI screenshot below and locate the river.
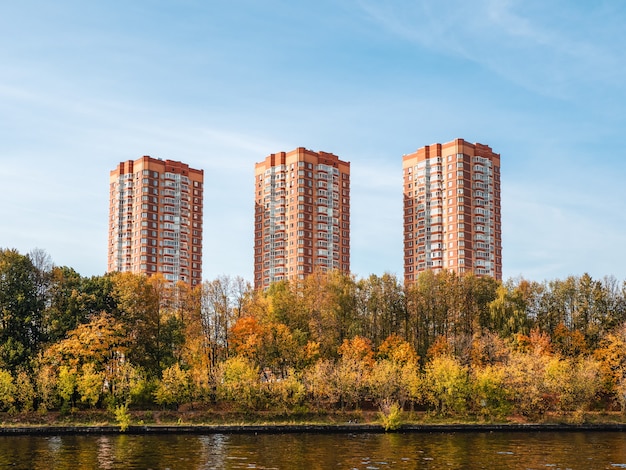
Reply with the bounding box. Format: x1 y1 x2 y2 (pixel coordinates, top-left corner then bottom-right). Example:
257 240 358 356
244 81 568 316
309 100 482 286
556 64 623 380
1 431 626 469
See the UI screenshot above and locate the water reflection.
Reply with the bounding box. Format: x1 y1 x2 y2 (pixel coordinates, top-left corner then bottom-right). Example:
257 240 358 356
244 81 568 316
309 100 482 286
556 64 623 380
1 431 626 469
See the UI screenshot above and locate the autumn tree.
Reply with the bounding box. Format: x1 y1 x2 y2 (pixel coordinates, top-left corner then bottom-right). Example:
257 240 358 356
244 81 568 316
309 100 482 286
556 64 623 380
369 335 420 411
593 323 626 397
543 356 602 413
174 282 214 399
230 316 302 378
503 350 551 416
299 271 358 358
111 272 184 377
422 354 470 415
154 363 191 409
471 363 510 417
42 311 130 406
0 369 16 411
216 356 261 411
332 336 374 410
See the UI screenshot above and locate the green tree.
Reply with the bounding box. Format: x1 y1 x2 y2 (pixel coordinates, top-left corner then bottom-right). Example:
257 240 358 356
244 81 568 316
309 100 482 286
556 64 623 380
488 284 530 337
0 249 45 370
43 266 86 343
42 269 117 345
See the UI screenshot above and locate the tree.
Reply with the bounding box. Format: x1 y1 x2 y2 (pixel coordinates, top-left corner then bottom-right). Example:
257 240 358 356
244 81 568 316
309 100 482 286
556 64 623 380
404 271 449 360
355 274 406 349
265 370 306 412
368 358 418 412
593 323 626 396
29 248 53 314
543 356 602 413
174 282 214 399
552 323 588 357
154 364 191 409
200 276 239 368
42 311 131 406
422 355 470 415
0 369 15 411
488 284 530 338
304 359 338 410
377 334 420 365
371 335 421 412
216 356 261 411
111 272 183 377
35 364 58 412
332 336 374 410
14 370 36 412
57 365 77 409
43 266 86 343
230 316 307 378
300 271 358 358
77 363 104 407
471 363 510 417
0 249 45 370
469 332 510 367
43 312 128 371
503 351 551 416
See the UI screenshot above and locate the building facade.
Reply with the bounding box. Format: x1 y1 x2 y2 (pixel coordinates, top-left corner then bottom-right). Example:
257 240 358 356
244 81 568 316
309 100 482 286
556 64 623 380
108 156 204 287
402 139 501 285
254 148 350 289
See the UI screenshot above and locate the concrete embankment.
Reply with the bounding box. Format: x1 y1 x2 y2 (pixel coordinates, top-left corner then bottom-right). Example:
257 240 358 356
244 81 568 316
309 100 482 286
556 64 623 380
2 423 626 435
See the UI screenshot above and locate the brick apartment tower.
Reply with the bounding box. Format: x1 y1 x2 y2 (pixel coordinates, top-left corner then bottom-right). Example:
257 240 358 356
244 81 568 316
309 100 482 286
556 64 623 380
402 139 502 285
108 156 204 287
254 148 350 289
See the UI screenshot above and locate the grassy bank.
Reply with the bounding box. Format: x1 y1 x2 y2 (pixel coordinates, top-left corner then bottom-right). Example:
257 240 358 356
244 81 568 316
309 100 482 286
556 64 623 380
1 409 626 429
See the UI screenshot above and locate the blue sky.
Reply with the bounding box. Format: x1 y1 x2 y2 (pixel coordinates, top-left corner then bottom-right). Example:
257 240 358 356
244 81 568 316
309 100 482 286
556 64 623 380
1 0 626 284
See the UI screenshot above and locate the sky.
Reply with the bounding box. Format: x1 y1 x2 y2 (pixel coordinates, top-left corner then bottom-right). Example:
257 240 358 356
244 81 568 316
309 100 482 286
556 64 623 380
1 0 626 284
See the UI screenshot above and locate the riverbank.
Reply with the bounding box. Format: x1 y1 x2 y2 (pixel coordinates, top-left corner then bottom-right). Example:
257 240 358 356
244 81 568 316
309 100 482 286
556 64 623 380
4 422 626 435
1 410 626 434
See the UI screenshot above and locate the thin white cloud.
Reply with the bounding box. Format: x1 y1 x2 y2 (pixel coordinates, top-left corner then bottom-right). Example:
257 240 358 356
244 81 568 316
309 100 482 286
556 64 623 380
357 0 626 98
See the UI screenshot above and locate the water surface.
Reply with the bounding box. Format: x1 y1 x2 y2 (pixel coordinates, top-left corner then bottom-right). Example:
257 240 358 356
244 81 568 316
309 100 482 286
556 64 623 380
1 431 626 469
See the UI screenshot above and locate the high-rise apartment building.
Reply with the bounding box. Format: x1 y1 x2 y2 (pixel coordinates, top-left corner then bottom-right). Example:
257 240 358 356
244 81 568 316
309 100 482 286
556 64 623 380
108 156 204 287
402 139 501 285
254 148 350 289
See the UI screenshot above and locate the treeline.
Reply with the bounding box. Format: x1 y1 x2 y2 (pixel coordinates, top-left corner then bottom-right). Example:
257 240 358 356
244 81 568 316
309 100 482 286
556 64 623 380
2 247 626 420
